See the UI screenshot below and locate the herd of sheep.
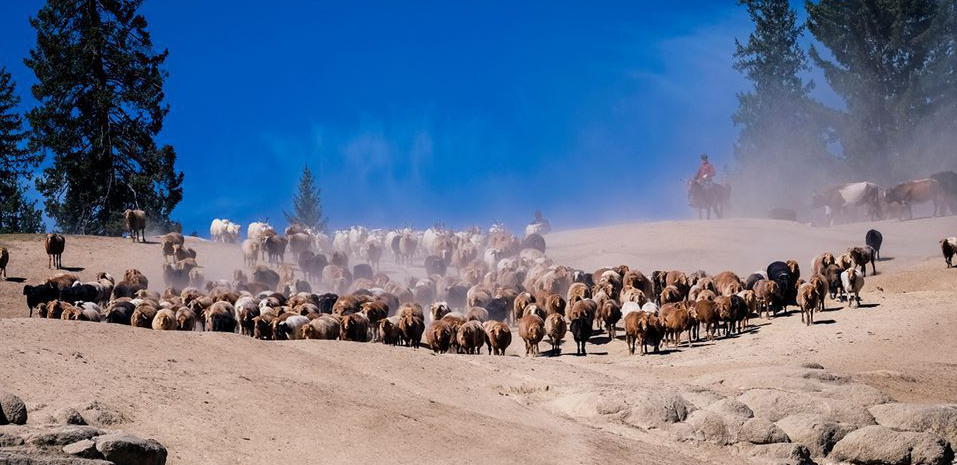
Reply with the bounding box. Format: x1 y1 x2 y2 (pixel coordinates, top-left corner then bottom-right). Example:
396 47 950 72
13 214 956 358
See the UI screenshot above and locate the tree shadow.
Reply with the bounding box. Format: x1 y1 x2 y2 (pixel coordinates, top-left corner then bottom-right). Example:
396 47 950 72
4 277 27 283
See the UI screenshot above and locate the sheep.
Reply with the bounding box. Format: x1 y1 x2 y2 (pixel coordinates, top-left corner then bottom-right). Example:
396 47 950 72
544 312 567 354
865 229 883 261
106 301 135 325
130 305 157 328
796 282 821 326
811 252 836 276
60 282 99 305
242 239 260 267
847 246 877 276
123 209 147 243
624 312 642 354
596 299 622 339
76 303 101 322
522 233 546 253
377 316 402 344
841 268 864 308
206 301 237 332
512 292 535 323
837 252 855 271
690 298 719 341
176 307 197 331
23 282 59 317
660 302 693 348
152 308 178 330
456 320 486 354
339 312 370 342
302 315 342 340
466 306 489 323
482 320 511 355
426 320 454 353
659 285 683 305
518 314 546 356
397 233 418 266
713 271 744 297
398 311 425 348
263 235 288 264
58 302 81 320
824 264 845 301
940 237 956 268
45 233 65 269
568 304 594 356
0 247 7 279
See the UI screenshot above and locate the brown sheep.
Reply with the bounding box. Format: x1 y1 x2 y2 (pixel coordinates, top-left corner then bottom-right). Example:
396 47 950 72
522 303 547 321
690 298 719 341
735 290 756 329
664 270 690 298
620 287 648 306
659 285 683 305
713 295 739 337
399 313 425 348
543 292 566 316
456 320 486 354
566 282 591 304
942 237 957 268
660 302 693 348
426 320 454 353
0 247 8 279
301 315 341 340
465 306 489 322
124 209 147 243
753 279 780 319
332 295 363 316
206 301 237 332
340 312 371 342
624 312 642 354
518 314 546 356
44 233 65 269
131 305 158 328
152 308 177 330
544 312 566 354
360 300 389 331
713 271 743 297
847 246 877 276
483 320 511 356
812 252 836 276
429 301 451 322
376 316 402 344
175 307 196 331
796 282 821 326
59 303 81 320
512 291 535 323
837 252 855 271
596 299 622 339
624 312 663 355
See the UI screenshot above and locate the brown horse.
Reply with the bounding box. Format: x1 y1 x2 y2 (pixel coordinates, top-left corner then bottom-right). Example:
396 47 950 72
688 180 730 219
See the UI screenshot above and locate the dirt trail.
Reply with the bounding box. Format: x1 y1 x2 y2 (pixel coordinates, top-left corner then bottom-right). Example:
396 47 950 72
0 216 955 464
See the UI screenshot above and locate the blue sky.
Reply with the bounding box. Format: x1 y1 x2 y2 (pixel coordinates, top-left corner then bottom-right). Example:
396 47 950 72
0 1 836 234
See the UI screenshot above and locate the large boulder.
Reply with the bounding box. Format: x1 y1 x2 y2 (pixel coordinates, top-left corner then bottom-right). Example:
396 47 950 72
869 403 957 446
743 443 814 465
62 439 100 459
738 388 875 427
26 426 103 448
775 413 855 457
740 417 790 444
623 391 694 429
0 393 28 425
53 408 87 426
0 451 113 464
829 425 954 465
685 410 730 444
94 433 167 465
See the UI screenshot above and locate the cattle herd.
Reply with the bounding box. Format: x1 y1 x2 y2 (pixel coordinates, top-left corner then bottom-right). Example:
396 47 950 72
810 170 957 225
11 212 955 358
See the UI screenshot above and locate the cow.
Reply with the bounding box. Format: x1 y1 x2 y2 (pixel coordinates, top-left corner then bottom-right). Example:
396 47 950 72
930 171 957 215
811 182 881 225
124 209 147 243
884 178 944 220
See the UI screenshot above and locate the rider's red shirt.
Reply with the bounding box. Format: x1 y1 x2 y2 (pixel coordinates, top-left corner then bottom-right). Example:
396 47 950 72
695 161 716 181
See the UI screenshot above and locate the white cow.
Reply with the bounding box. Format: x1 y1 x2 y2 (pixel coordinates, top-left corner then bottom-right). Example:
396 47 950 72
247 221 274 241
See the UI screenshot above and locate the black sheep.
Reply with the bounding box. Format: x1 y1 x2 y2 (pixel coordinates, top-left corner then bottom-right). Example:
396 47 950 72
865 229 883 261
766 261 792 310
570 313 593 356
744 273 765 291
22 283 59 317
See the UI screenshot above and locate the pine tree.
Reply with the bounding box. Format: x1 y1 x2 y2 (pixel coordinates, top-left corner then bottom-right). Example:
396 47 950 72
25 0 183 235
0 66 43 233
806 0 957 179
284 166 327 233
731 0 832 210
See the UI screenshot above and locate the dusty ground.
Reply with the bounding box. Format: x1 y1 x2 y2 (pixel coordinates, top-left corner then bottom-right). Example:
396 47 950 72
0 216 955 464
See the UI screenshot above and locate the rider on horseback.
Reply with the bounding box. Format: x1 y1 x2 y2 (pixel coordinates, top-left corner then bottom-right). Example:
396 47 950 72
688 154 716 205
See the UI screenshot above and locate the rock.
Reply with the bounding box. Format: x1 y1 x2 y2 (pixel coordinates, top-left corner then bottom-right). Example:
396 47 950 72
0 425 29 447
685 410 730 444
743 443 814 465
78 402 129 426
740 417 790 444
26 426 103 448
0 392 28 425
775 413 855 457
54 408 87 426
829 425 954 465
800 362 824 370
623 391 694 429
94 433 167 465
62 439 101 459
0 450 113 464
869 403 957 446
667 421 698 442
737 388 876 427
705 398 754 422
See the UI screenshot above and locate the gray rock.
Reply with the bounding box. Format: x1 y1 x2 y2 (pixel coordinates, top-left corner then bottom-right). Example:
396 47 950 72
62 439 101 459
26 426 102 448
800 362 824 370
743 443 814 465
54 408 87 426
738 388 876 427
78 402 128 426
623 391 694 428
740 417 790 444
869 403 957 446
685 409 730 444
94 433 167 465
775 413 855 456
0 451 113 465
829 425 954 465
0 425 27 447
667 421 698 442
0 392 28 425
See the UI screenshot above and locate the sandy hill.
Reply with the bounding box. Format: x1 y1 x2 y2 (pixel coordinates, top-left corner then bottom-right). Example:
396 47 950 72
0 216 956 464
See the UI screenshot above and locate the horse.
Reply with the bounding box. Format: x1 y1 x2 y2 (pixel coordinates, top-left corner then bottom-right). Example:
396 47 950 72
688 180 730 219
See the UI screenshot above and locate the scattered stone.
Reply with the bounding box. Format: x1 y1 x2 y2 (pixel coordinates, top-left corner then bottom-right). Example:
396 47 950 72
800 362 823 370
666 421 697 442
53 409 86 426
685 409 730 444
740 417 790 444
623 391 694 428
705 398 754 422
62 439 100 459
0 450 112 464
94 433 167 465
0 393 28 425
78 402 128 427
775 413 855 457
737 388 876 427
869 403 957 446
829 425 954 465
26 426 102 448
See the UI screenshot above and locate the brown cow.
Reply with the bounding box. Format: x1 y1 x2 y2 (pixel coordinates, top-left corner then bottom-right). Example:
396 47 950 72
884 178 944 220
811 182 881 225
124 209 147 243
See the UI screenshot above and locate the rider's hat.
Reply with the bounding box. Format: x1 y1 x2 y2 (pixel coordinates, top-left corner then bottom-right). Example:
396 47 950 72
700 153 708 161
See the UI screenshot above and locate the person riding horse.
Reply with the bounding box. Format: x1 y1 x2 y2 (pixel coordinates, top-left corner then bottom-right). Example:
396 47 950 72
688 154 716 204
